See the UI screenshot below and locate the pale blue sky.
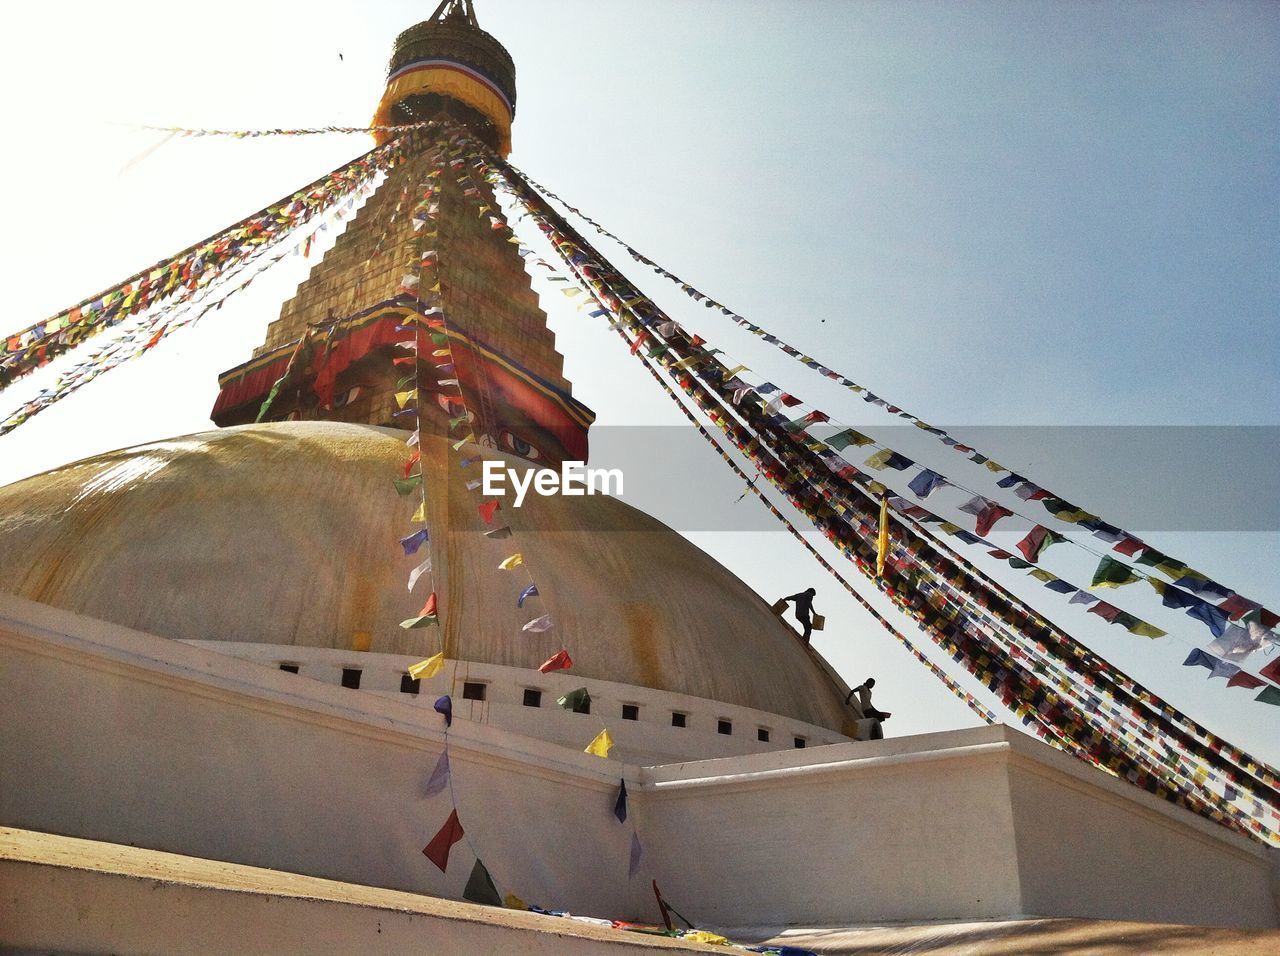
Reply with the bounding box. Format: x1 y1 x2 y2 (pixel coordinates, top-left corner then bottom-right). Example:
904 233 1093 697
1 1 1277 759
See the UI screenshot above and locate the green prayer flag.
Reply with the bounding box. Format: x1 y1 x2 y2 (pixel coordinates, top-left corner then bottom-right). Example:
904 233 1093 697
463 859 503 906
394 475 422 496
1256 686 1280 706
557 687 591 713
826 428 873 450
399 614 439 629
1092 555 1139 589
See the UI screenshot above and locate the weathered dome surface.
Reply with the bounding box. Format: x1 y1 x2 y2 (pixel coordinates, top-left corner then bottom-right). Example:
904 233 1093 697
0 422 852 729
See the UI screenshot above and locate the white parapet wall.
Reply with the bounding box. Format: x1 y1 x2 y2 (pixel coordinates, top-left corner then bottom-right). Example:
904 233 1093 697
2 594 1276 930
178 640 859 764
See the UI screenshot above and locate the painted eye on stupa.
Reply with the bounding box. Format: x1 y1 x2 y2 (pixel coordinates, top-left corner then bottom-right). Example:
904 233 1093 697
500 429 542 461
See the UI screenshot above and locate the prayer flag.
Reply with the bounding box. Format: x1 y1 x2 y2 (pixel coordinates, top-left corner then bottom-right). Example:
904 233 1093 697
423 809 464 872
498 553 524 570
585 729 614 758
1016 526 1063 563
401 593 439 629
517 583 539 608
1227 672 1265 689
411 501 425 523
1091 556 1139 589
557 687 590 711
876 494 889 577
826 428 873 450
1125 619 1167 639
613 780 628 824
959 495 1013 536
463 859 503 907
485 525 513 540
401 528 429 555
1207 623 1266 663
1159 585 1200 611
629 832 642 878
1255 686 1280 706
1210 658 1241 680
409 652 445 681
539 649 573 673
1259 656 1280 685
1088 601 1121 622
908 468 946 499
864 448 914 471
423 749 450 796
523 614 553 633
1187 598 1229 638
434 695 452 727
394 475 422 496
1219 594 1261 621
1173 574 1231 601
408 557 432 591
1182 649 1216 672
478 499 501 524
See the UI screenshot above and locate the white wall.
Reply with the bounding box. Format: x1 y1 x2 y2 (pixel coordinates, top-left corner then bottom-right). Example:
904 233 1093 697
182 641 857 765
3 595 1276 930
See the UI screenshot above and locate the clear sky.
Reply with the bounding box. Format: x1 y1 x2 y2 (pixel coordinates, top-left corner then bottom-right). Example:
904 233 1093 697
2 1 1277 761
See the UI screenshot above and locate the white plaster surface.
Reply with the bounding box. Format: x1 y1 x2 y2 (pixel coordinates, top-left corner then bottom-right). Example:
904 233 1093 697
2 594 1276 930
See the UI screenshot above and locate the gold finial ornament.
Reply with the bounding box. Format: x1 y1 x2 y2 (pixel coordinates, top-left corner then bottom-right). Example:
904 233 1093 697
372 0 516 154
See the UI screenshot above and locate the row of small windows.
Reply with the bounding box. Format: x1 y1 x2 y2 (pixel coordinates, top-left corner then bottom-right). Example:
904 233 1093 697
282 664 808 747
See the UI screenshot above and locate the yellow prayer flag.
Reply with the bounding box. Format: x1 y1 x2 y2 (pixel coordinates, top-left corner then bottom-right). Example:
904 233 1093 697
503 893 529 910
723 364 748 378
863 448 894 470
452 433 475 451
395 389 416 408
408 652 444 680
984 460 1005 473
411 501 425 523
498 553 524 571
876 493 889 577
1128 621 1167 639
584 729 613 758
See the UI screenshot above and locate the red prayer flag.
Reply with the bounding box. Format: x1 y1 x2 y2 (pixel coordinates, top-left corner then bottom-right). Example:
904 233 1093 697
420 592 438 618
538 650 573 673
1227 672 1265 690
779 394 802 407
1113 537 1144 557
478 499 500 524
1015 525 1051 562
1218 594 1260 621
1088 601 1122 622
1260 657 1280 685
423 809 464 872
974 504 1013 537
403 451 421 478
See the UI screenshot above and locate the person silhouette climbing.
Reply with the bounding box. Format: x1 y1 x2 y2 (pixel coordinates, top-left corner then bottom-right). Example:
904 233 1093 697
781 588 817 643
846 677 892 722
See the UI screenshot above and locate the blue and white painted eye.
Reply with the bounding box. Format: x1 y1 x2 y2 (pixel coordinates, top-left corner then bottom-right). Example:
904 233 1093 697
501 429 542 461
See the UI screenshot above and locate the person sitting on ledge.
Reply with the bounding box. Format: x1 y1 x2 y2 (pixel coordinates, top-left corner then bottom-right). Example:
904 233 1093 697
846 677 892 723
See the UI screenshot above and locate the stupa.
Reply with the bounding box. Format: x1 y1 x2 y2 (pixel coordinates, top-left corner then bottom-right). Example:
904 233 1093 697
1 2 1277 951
